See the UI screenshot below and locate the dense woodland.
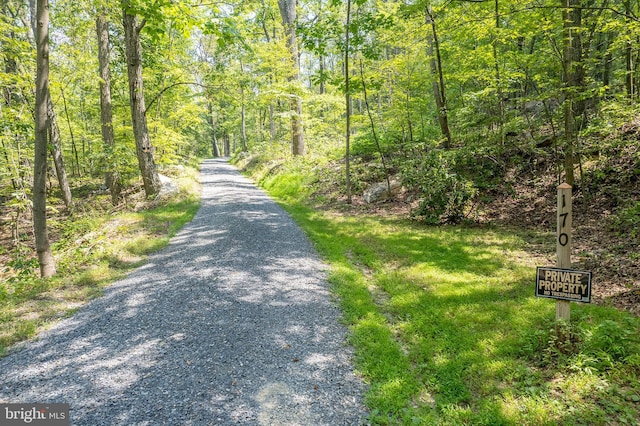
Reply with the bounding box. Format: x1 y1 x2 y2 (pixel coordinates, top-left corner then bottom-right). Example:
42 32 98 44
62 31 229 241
0 0 638 284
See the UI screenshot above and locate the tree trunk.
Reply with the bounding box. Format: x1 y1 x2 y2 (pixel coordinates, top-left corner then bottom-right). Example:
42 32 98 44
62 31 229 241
29 0 36 39
28 0 72 207
47 97 72 207
34 0 55 278
224 133 230 157
426 6 452 149
493 0 505 145
602 31 614 94
241 98 247 152
319 55 326 95
208 103 221 157
261 15 278 145
405 70 414 143
122 1 161 197
2 4 18 106
3 1 20 192
269 103 276 143
625 1 635 99
561 0 585 186
240 62 248 152
96 10 121 204
344 0 352 204
360 59 392 195
277 0 305 156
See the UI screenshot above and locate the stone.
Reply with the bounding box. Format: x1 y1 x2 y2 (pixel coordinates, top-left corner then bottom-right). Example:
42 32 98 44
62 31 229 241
363 177 401 203
158 174 179 197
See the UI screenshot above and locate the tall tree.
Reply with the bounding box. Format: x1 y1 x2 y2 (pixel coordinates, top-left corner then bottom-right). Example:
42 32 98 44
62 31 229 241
121 0 161 197
2 1 19 106
344 0 352 203
561 0 585 186
492 0 505 144
1 1 26 191
278 0 305 155
33 0 56 277
96 8 121 203
256 4 279 144
208 102 221 157
426 5 451 149
240 60 248 152
624 0 636 99
47 96 72 207
28 0 72 207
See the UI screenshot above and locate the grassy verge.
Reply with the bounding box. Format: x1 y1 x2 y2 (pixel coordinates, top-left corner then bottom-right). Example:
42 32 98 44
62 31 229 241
249 159 640 425
0 166 201 356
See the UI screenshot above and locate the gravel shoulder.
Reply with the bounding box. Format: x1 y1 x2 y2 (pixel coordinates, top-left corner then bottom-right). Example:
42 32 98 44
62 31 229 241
0 159 367 425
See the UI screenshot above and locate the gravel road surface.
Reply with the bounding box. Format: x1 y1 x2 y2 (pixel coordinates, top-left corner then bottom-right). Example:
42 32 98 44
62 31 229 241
0 159 367 425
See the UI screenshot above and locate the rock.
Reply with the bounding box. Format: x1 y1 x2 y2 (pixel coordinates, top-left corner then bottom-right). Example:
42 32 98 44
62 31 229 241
363 177 402 203
158 174 179 197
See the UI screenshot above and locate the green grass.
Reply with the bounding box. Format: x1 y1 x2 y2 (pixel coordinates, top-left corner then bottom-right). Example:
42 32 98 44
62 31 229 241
253 162 640 425
0 168 201 355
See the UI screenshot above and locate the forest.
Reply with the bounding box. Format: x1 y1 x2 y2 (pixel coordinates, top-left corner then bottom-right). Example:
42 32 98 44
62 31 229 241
1 0 639 280
0 0 639 422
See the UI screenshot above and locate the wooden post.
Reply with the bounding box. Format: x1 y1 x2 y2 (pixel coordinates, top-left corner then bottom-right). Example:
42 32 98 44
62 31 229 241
556 183 572 321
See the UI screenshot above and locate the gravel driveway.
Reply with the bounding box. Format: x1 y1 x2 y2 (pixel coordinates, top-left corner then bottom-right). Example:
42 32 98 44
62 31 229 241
0 159 367 425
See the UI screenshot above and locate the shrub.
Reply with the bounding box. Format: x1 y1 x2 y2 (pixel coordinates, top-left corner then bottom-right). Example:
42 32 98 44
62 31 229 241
610 201 640 239
585 318 639 365
400 150 477 224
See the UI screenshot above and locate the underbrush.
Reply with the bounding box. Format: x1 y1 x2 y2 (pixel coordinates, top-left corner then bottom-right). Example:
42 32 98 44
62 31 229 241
0 166 201 355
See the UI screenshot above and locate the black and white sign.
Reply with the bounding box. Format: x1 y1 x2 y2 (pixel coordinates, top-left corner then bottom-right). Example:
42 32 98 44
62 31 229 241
536 267 592 303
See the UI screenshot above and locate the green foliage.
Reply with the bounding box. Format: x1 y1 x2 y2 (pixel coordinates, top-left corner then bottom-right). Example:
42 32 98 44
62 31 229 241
611 201 640 239
258 159 316 205
2 0 639 214
585 318 640 365
520 315 640 375
5 253 39 285
400 150 477 224
454 144 505 192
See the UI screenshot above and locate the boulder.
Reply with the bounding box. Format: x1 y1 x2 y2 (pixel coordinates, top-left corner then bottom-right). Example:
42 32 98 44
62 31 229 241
158 174 179 197
363 177 402 203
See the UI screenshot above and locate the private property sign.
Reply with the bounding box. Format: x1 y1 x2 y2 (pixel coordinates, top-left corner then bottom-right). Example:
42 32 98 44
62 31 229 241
536 267 592 303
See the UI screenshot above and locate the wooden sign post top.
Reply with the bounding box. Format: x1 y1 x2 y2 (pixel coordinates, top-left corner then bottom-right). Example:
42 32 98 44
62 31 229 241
556 183 572 321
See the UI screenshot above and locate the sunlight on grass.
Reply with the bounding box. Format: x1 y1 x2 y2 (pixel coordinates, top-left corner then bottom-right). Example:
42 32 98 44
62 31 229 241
72 262 113 287
125 236 170 256
256 164 640 425
0 168 201 356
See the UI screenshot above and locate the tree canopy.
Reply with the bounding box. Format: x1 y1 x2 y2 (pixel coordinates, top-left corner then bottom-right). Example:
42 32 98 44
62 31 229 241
0 0 639 274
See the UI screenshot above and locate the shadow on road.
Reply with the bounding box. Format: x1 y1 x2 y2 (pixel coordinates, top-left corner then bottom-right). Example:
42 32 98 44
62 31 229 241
0 159 366 425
